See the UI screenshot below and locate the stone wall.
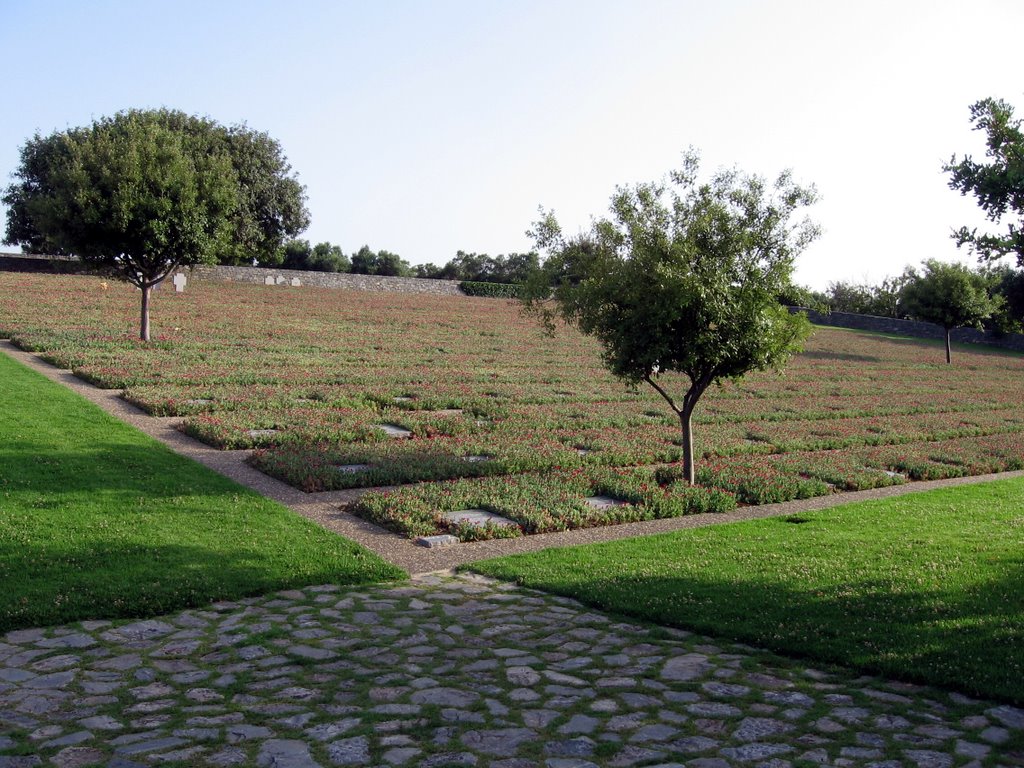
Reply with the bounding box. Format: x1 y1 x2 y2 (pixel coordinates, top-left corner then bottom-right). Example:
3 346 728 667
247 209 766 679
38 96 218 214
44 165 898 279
187 264 464 296
0 253 464 296
790 307 1024 353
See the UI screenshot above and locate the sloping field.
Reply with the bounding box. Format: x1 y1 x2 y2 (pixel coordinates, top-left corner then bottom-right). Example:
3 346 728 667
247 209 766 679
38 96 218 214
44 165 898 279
3 272 1024 540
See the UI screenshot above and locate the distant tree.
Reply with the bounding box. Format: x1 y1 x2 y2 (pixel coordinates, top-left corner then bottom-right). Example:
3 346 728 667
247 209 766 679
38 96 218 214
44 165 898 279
944 98 1024 264
374 250 411 277
309 242 350 273
524 151 819 483
899 259 1000 363
281 238 313 270
349 245 376 274
824 281 877 315
822 271 913 318
980 264 1024 334
777 283 829 313
349 245 411 276
2 110 236 340
4 109 309 268
414 262 448 279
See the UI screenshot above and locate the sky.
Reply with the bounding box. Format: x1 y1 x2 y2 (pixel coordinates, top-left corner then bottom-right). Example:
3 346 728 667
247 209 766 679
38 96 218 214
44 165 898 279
1 0 1022 289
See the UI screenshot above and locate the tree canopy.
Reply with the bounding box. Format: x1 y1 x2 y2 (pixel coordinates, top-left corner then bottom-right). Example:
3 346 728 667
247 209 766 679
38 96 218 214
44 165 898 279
945 98 1024 264
899 259 999 364
4 108 309 268
524 151 819 483
2 110 243 340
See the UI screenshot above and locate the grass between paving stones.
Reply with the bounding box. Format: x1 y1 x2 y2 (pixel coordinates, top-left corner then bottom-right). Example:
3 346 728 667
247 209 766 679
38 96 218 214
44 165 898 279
467 478 1024 704
0 352 404 632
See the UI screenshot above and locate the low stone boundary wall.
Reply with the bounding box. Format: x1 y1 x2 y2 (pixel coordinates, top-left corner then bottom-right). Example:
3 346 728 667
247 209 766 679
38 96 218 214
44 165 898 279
0 253 464 296
188 264 463 296
791 307 1024 353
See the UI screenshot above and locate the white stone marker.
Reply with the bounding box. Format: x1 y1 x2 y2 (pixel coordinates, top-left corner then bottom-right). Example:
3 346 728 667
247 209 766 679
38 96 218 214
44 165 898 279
290 277 301 287
264 276 275 286
172 273 187 292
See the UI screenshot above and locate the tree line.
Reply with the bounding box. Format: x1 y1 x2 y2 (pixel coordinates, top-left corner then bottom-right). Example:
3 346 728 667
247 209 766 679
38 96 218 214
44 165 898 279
792 262 1024 334
274 242 538 283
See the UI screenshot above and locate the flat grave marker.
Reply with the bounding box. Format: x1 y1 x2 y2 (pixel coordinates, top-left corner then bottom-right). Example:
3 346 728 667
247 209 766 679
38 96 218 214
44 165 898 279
584 495 626 509
441 508 516 527
334 464 373 474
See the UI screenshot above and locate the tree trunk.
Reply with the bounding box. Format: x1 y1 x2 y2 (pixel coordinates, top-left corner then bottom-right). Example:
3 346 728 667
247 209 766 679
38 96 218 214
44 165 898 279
679 406 695 485
945 328 951 365
140 283 152 342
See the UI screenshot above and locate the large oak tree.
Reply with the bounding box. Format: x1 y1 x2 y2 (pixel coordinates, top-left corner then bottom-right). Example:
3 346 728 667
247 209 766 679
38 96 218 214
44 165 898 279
523 152 819 484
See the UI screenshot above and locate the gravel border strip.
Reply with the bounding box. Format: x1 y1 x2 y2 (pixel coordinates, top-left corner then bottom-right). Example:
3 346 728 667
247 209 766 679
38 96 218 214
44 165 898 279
5 339 1023 576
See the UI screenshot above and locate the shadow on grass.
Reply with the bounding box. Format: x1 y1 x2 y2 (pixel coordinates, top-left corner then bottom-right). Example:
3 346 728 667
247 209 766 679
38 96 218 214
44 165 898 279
479 563 1024 705
0 440 255 498
0 536 399 634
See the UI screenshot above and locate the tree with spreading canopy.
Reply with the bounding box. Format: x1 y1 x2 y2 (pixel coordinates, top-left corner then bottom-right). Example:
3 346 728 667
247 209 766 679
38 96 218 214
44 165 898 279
944 97 1024 264
898 259 999 364
3 110 242 340
523 151 819 484
3 109 310 340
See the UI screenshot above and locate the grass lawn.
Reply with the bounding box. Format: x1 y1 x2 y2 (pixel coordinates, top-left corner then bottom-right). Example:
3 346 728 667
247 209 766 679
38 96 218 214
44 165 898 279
0 351 404 632
468 479 1024 703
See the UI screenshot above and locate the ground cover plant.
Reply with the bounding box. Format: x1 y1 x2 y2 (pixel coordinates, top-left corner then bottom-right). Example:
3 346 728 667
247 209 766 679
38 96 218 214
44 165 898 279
2 272 1024 541
0 350 403 631
466 477 1024 704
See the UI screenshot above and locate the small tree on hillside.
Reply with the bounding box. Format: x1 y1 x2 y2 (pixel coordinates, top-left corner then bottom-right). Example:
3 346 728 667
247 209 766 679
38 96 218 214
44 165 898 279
899 260 999 364
523 151 819 484
3 112 237 340
944 98 1024 264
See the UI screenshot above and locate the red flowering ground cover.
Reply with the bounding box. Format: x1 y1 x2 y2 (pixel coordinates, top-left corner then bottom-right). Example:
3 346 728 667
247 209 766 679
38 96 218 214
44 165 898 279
3 272 1023 540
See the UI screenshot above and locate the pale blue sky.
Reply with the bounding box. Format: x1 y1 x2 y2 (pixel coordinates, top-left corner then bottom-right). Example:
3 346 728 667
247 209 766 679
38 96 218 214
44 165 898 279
2 0 1022 288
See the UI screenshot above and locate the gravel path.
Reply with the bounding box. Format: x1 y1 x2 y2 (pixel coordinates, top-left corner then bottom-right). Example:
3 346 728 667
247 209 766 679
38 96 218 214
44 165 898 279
2 572 1021 767
4 340 1023 575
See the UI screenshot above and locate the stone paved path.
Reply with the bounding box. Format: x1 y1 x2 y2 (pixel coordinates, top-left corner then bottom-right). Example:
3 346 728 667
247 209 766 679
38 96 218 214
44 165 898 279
1 574 1020 768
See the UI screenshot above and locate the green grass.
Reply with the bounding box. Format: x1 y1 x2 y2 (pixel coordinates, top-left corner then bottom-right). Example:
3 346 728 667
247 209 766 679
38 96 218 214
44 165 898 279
467 479 1024 703
0 352 405 631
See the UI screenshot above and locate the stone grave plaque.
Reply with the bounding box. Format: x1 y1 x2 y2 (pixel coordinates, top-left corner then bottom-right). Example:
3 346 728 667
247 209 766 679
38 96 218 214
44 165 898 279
264 276 275 285
585 496 626 509
442 508 515 527
459 455 491 463
248 429 278 439
416 534 460 548
290 277 301 287
335 464 373 474
375 423 413 438
172 273 187 292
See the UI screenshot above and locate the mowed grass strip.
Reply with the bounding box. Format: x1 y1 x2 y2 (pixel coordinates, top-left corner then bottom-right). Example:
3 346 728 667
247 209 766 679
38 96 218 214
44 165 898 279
0 352 404 632
468 480 1024 703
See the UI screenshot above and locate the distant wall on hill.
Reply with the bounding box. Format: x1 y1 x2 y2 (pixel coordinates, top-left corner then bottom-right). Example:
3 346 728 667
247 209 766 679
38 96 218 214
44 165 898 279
4 253 1024 352
790 306 1024 353
0 253 464 296
188 264 464 296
